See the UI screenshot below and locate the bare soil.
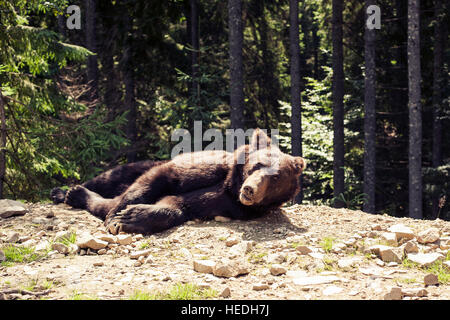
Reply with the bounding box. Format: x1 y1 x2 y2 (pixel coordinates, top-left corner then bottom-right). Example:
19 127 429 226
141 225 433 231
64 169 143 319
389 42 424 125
1 203 449 300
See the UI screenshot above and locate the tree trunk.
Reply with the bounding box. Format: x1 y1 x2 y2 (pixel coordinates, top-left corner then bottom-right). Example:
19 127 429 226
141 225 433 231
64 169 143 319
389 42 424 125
85 0 98 99
190 0 200 98
123 15 137 163
0 91 6 199
407 0 422 219
431 0 444 218
289 0 303 204
332 0 345 207
228 0 244 130
363 0 377 214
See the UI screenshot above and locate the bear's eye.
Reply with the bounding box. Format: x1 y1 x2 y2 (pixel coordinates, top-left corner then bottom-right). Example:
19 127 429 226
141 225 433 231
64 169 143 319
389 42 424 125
294 162 303 172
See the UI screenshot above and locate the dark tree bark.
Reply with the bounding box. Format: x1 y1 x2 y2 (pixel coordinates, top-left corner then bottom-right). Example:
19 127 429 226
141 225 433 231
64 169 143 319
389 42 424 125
228 0 244 130
0 91 6 199
123 15 137 163
431 0 444 218
363 0 377 214
289 0 303 204
190 0 200 98
85 0 98 99
407 0 422 219
332 0 345 207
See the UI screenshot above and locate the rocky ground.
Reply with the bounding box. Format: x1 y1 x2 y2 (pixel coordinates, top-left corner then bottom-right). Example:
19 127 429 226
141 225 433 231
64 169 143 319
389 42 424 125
0 200 449 300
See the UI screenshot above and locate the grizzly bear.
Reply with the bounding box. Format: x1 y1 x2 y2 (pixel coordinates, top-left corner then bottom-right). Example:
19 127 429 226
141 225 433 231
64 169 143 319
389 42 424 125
52 129 306 235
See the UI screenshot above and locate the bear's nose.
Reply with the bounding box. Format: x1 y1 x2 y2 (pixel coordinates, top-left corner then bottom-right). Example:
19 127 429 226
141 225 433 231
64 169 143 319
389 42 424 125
243 186 254 197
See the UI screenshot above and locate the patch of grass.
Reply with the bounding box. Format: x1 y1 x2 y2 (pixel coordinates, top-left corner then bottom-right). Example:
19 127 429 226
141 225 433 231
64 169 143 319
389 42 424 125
248 252 267 264
56 232 77 246
402 257 450 284
69 290 98 300
290 241 305 249
1 245 42 266
322 256 337 271
395 277 417 284
129 283 218 300
139 241 151 250
320 237 334 253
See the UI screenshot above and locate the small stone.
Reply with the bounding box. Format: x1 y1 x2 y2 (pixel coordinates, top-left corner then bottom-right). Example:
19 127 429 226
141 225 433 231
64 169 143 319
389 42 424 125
384 287 403 300
296 246 312 255
402 288 428 297
0 199 28 218
212 259 249 278
380 232 398 246
97 248 107 255
388 224 415 241
193 260 216 274
116 234 133 245
6 232 20 243
407 252 443 267
130 249 152 259
267 253 286 264
93 261 104 267
46 210 55 218
0 250 5 263
371 224 383 231
51 242 69 254
252 283 269 291
270 264 287 276
337 257 361 269
423 273 439 286
214 216 231 223
220 287 231 298
225 237 239 247
322 285 344 296
417 228 440 244
97 234 117 244
76 233 108 250
403 240 419 254
439 237 450 250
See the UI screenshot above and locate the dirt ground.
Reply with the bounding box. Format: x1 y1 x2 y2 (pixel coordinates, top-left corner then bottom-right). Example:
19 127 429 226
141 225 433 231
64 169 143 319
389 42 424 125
0 202 449 300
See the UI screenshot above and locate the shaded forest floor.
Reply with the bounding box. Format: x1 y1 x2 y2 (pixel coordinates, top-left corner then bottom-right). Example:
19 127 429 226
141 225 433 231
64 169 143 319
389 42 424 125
0 203 449 300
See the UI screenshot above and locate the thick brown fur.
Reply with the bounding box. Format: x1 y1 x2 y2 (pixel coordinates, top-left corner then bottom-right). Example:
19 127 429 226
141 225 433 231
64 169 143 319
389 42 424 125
56 129 306 235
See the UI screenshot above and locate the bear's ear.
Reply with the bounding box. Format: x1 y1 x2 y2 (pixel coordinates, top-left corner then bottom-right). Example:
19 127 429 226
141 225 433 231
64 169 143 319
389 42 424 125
250 128 271 152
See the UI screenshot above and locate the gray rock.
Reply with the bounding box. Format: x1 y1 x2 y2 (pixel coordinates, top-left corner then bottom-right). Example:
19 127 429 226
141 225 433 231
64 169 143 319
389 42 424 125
220 287 231 298
296 245 312 255
384 287 403 300
193 260 216 274
0 249 5 263
252 283 270 291
387 224 415 241
212 259 249 278
270 264 287 276
76 233 108 250
6 232 20 243
417 228 440 244
116 234 133 245
130 249 152 259
291 275 341 286
407 252 443 267
424 273 439 286
0 199 28 218
51 242 69 254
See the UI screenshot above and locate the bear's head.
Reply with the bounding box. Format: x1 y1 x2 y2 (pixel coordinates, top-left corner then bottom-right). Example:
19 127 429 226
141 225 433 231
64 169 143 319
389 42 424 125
238 129 306 207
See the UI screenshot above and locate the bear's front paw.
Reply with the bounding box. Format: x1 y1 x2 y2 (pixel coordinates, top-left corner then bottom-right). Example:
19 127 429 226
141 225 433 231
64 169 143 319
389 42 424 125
105 205 147 235
64 185 89 209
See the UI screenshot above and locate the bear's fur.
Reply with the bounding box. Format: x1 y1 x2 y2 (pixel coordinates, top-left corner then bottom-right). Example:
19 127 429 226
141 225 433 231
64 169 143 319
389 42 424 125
54 129 306 235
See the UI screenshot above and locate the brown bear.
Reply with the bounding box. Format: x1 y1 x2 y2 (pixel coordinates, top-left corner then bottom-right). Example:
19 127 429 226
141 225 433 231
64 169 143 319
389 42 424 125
53 129 306 235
